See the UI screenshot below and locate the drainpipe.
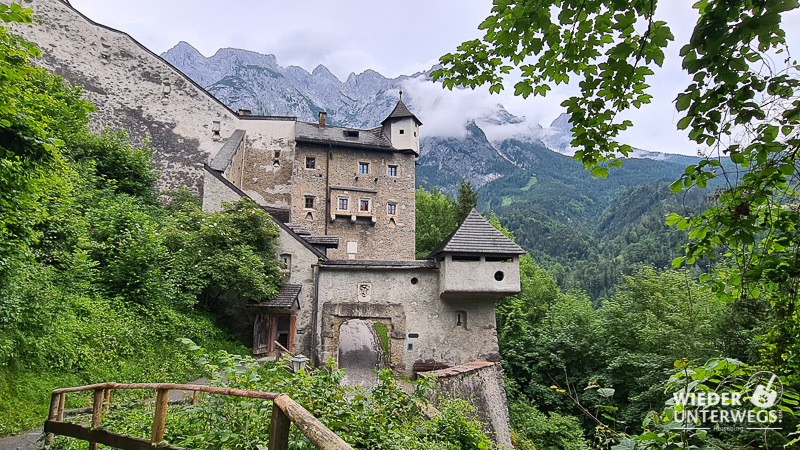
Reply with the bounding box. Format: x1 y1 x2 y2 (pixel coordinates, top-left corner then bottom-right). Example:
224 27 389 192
325 145 331 235
311 264 321 366
238 134 246 189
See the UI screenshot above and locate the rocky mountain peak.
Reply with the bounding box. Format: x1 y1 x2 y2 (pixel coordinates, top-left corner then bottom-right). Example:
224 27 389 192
312 64 339 81
550 113 572 130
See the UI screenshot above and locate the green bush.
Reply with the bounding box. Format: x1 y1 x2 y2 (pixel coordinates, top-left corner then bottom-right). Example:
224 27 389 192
49 345 495 450
509 402 589 450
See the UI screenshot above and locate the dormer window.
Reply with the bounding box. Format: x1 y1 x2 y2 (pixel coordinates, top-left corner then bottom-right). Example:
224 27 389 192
345 130 360 138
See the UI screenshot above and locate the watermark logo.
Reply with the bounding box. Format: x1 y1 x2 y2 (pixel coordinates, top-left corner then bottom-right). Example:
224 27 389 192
671 370 783 432
747 371 783 408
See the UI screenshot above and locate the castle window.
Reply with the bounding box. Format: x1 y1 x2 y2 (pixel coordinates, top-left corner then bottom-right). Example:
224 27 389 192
280 254 292 280
305 196 315 209
306 157 316 169
359 199 370 212
387 165 398 177
338 198 349 210
399 129 405 134
274 150 281 159
456 311 467 327
358 162 369 174
387 203 396 215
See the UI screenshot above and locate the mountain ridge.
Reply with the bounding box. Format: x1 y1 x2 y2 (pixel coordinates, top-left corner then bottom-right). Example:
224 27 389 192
161 41 701 194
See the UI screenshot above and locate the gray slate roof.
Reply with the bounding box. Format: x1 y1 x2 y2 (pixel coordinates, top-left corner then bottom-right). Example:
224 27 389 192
254 284 301 309
295 122 394 150
381 99 422 125
286 223 311 235
429 209 526 257
209 129 245 171
319 260 437 269
303 235 339 247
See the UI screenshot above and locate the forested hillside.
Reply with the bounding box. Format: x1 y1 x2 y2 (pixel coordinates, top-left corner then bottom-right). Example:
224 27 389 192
415 185 794 449
464 138 717 301
0 7 282 433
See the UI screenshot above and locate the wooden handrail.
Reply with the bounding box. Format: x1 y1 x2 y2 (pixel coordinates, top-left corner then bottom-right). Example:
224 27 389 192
45 382 352 450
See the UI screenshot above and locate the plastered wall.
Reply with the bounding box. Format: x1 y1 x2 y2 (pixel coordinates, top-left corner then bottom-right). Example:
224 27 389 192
316 266 500 376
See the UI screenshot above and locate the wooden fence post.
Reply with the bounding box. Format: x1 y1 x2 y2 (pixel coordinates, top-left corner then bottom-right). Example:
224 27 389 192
268 400 291 450
45 393 61 445
57 392 65 421
151 388 170 444
89 388 104 450
103 389 111 411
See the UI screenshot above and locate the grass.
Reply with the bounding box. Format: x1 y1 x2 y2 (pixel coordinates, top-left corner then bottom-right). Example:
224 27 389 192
373 322 390 358
0 340 246 435
521 175 538 191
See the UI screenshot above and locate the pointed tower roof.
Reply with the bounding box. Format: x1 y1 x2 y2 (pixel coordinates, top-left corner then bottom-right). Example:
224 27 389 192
429 209 526 257
381 98 422 126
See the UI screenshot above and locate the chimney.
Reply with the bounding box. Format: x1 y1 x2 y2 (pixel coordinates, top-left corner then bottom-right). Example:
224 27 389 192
319 111 327 128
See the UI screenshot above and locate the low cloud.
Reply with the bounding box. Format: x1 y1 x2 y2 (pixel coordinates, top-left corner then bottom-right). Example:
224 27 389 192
400 76 557 140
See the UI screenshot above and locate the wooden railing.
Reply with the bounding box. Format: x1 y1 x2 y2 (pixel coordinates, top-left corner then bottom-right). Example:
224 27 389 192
45 382 353 450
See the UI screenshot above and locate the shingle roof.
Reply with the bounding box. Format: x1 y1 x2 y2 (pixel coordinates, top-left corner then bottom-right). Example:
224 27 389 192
286 223 311 235
429 209 526 257
381 99 422 126
209 129 245 171
303 235 339 247
253 284 301 309
319 260 437 269
295 122 395 150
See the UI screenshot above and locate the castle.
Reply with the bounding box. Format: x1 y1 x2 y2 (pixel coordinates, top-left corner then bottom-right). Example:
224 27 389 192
17 4 523 441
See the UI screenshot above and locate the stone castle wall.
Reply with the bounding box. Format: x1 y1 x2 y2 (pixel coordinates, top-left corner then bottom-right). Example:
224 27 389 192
316 265 500 376
427 362 513 449
16 0 242 194
293 142 416 260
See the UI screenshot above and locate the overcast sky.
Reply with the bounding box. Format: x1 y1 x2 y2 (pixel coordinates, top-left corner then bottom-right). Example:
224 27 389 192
66 0 800 156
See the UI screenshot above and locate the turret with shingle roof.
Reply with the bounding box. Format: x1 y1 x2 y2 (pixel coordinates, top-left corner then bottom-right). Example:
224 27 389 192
429 209 525 257
381 97 422 126
381 95 422 155
432 209 524 300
